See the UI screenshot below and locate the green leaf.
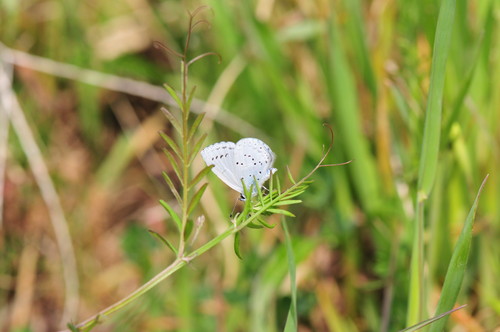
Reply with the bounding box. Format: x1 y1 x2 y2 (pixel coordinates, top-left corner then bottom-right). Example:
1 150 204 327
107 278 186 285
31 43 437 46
247 222 265 229
189 165 213 189
409 0 456 325
286 166 297 185
161 107 182 134
159 131 183 161
187 183 208 216
417 0 456 199
162 172 182 206
255 217 276 229
67 323 79 332
400 305 467 332
428 176 488 332
164 83 182 107
282 220 297 332
267 208 295 217
159 199 182 231
186 85 197 112
148 229 178 255
163 148 182 182
189 133 207 165
67 315 101 332
233 231 243 259
281 187 308 200
188 112 205 143
184 219 194 241
274 199 302 206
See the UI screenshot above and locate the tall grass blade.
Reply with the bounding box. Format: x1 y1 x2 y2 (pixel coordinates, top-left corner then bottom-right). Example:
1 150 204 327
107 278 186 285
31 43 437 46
416 0 456 199
408 0 456 325
282 220 298 332
428 176 488 332
326 15 380 213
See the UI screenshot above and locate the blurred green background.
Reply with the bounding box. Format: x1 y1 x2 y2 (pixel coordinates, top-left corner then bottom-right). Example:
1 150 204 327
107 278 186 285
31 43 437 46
1 0 499 331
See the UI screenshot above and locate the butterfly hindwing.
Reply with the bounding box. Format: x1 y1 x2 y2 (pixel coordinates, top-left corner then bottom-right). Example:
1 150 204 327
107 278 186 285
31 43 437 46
200 142 243 193
234 138 276 194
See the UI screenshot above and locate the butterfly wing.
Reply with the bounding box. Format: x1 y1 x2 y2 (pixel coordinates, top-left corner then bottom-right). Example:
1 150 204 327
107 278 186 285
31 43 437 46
200 141 243 193
234 138 277 196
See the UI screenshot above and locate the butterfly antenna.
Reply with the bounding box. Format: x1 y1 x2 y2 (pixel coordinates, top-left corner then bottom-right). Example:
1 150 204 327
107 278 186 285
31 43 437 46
229 198 239 219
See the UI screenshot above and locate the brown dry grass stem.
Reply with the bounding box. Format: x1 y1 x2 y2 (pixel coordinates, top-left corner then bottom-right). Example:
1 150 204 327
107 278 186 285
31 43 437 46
0 42 264 138
0 61 79 324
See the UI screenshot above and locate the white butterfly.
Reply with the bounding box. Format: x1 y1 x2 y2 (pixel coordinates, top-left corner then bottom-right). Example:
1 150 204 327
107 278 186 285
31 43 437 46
201 138 277 200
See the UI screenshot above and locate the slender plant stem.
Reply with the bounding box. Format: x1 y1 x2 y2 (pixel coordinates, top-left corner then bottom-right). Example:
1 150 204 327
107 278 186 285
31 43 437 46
70 258 184 331
67 139 338 331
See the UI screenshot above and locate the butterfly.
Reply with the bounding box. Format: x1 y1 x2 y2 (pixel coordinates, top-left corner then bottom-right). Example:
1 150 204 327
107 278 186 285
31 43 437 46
201 138 277 200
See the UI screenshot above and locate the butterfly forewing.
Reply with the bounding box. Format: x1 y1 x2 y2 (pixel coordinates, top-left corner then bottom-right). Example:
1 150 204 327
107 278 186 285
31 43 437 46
200 142 243 193
234 138 276 194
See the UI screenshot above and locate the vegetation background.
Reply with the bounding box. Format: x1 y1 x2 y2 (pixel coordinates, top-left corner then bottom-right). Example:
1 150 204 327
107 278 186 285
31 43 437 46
1 0 499 331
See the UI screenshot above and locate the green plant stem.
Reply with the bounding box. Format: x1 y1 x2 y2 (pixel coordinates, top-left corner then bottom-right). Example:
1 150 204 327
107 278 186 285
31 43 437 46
68 151 327 331
70 257 185 331
178 58 189 257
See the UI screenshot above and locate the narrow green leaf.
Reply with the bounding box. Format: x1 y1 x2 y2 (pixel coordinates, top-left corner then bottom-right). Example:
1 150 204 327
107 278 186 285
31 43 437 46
428 176 488 332
189 133 207 165
189 165 213 189
67 323 78 332
184 219 194 241
274 199 302 206
256 177 265 204
187 112 205 143
417 0 456 199
161 107 182 134
275 174 282 194
286 166 297 185
159 131 183 161
69 315 101 332
247 222 264 229
186 85 197 112
282 220 298 332
256 217 276 229
164 83 182 107
409 0 456 325
163 148 182 182
148 229 178 255
162 172 182 206
234 231 243 259
187 183 208 216
282 188 308 200
400 305 466 332
267 208 295 217
159 199 182 231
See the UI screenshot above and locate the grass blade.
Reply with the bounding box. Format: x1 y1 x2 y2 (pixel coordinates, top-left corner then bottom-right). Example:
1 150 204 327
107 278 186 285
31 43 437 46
416 0 456 199
428 176 488 332
408 0 456 325
282 220 297 332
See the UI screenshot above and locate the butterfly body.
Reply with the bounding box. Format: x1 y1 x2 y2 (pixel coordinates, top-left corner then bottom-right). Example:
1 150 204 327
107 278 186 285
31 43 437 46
201 138 277 200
